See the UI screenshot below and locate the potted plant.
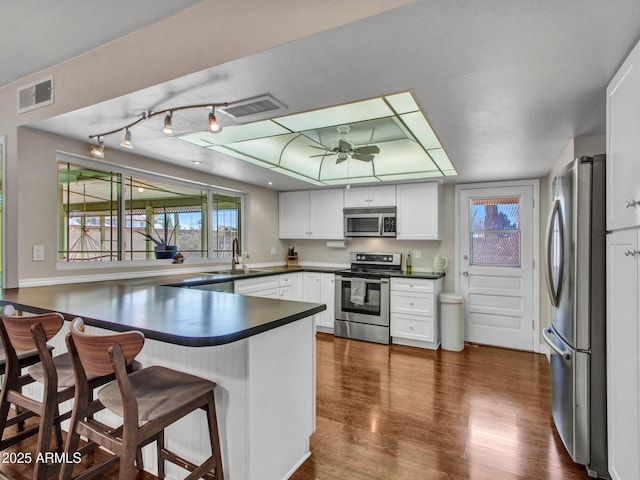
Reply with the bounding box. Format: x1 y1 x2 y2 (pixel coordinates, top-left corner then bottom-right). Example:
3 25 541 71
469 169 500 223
138 210 179 259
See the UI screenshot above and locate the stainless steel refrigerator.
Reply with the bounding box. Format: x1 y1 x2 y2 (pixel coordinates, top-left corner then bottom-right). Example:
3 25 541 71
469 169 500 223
543 155 608 478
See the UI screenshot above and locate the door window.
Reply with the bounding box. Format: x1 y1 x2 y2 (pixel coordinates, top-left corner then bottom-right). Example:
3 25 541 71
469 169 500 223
470 196 521 266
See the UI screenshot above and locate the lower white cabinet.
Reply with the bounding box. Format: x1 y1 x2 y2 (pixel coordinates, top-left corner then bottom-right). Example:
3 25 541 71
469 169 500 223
235 273 303 300
302 272 335 331
607 229 640 480
390 277 443 349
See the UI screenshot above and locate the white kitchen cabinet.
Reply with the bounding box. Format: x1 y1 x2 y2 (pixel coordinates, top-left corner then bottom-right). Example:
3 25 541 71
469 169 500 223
303 272 335 331
607 39 640 231
279 189 344 239
344 185 396 207
607 229 640 480
396 182 442 240
236 273 303 300
390 277 443 349
279 272 303 300
234 275 280 298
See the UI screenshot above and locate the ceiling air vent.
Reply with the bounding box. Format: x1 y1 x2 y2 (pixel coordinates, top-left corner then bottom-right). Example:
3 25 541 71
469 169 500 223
17 75 54 114
217 95 286 123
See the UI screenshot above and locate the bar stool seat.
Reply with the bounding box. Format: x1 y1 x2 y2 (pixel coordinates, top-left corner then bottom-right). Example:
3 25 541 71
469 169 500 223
61 318 224 480
98 365 216 422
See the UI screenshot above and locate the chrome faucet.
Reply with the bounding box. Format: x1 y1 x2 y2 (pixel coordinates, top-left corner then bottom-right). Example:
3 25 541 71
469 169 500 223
231 238 240 271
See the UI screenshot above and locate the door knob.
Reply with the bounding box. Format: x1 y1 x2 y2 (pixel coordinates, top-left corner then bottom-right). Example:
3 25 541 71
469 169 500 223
462 271 469 277
625 199 639 208
624 249 640 257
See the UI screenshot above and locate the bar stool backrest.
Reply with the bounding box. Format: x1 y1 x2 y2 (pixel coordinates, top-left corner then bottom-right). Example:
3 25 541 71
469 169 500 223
1 306 64 352
69 318 144 377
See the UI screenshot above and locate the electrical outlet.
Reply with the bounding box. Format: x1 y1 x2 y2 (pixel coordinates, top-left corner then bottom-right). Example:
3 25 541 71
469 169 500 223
412 249 422 259
270 247 277 255
33 245 45 261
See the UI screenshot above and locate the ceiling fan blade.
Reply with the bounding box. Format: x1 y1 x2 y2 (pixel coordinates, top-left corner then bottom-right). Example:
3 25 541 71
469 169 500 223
335 156 349 164
356 145 380 155
308 144 329 150
338 139 351 151
310 152 336 158
352 154 375 162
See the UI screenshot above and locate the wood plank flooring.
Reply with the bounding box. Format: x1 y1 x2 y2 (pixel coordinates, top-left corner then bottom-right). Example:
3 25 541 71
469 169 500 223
1 333 594 479
290 334 593 480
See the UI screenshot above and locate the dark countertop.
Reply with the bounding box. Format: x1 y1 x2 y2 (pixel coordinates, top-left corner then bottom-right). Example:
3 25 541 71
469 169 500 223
390 271 445 280
0 265 444 347
0 270 327 347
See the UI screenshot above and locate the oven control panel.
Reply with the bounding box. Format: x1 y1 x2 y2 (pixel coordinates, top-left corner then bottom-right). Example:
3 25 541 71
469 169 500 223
350 252 401 266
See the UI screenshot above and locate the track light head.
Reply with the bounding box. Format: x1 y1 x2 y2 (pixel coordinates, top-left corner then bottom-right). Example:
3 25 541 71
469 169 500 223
90 137 105 158
208 110 222 133
162 112 174 135
121 128 133 149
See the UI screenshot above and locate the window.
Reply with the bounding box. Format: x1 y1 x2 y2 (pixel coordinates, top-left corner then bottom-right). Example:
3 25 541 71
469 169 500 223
58 155 242 263
470 196 521 266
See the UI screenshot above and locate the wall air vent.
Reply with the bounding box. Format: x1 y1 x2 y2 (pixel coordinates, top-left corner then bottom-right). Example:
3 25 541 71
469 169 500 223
17 75 54 114
217 95 286 123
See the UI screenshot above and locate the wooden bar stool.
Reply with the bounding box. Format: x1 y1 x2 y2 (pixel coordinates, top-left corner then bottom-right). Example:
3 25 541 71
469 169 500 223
0 305 120 480
60 318 224 480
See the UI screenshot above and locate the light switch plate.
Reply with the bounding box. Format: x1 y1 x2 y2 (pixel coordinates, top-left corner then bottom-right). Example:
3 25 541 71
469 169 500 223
412 249 422 259
270 247 277 255
33 245 45 261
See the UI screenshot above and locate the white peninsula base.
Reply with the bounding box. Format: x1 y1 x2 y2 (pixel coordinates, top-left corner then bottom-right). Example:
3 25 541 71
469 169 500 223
36 315 316 480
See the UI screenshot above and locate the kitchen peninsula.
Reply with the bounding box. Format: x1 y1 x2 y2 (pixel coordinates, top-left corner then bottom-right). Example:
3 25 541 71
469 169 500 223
0 274 326 480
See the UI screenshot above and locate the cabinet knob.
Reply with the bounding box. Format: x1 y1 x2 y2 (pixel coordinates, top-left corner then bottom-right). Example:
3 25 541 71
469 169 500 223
624 249 640 257
625 199 639 208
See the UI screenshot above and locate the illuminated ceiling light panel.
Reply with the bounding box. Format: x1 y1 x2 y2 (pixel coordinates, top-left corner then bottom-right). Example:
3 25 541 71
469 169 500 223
178 91 457 186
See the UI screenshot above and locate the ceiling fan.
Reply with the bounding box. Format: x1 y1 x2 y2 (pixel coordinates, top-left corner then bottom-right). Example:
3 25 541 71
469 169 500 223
310 125 380 164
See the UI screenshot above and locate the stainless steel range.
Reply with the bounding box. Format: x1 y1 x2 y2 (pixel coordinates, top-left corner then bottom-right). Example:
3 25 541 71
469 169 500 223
334 252 401 344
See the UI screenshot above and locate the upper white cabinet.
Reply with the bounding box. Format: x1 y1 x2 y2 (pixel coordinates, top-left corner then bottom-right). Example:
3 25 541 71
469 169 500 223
396 182 442 240
344 185 396 207
279 189 344 239
607 40 640 231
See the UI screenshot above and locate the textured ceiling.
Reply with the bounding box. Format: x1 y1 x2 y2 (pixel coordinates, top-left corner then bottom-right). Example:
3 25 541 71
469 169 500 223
17 1 640 190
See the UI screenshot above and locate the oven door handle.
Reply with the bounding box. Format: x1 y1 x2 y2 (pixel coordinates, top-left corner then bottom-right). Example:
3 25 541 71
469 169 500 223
336 276 389 284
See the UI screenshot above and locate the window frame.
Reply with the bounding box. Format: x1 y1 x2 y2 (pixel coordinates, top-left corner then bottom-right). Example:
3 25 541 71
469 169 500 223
56 151 244 267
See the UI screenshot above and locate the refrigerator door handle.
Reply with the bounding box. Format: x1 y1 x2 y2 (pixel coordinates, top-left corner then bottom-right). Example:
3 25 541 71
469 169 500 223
545 199 563 307
543 327 571 360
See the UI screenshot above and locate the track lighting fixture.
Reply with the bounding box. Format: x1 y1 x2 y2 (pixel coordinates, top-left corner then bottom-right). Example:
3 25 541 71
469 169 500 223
87 102 227 157
162 112 174 135
121 128 133 149
208 108 222 133
90 137 104 158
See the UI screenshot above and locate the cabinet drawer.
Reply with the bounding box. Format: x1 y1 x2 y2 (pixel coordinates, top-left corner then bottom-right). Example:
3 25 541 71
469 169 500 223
234 276 279 295
390 278 434 294
391 291 434 315
391 313 434 342
279 274 296 287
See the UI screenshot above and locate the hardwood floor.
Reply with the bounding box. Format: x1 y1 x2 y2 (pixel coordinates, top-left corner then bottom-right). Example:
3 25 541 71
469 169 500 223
1 333 593 479
291 334 592 480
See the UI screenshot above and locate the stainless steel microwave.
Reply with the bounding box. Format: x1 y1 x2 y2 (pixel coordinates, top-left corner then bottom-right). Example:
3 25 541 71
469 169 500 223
344 207 396 237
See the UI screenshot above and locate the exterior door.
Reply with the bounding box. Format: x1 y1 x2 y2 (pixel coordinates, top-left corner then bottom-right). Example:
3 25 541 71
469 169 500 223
457 183 536 351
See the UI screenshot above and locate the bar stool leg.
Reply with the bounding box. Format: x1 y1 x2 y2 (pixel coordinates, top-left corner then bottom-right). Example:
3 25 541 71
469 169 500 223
206 391 224 480
157 429 166 479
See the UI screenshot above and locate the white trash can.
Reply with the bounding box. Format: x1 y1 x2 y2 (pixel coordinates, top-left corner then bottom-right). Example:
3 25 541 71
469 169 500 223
440 293 465 351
